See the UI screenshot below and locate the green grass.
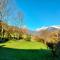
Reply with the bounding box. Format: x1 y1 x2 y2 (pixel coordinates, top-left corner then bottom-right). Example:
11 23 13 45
0 40 48 49
0 40 52 60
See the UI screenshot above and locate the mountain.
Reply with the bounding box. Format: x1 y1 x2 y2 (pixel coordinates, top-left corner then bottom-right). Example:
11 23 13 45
1 21 60 43
1 21 60 35
31 26 60 43
36 26 60 32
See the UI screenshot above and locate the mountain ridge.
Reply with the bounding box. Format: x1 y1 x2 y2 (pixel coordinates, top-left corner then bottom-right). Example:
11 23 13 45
35 25 60 32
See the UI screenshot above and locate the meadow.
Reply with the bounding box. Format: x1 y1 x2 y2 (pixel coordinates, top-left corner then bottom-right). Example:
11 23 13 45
0 40 52 60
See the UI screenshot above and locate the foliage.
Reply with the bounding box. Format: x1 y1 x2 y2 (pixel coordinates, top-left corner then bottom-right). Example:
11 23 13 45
22 34 31 41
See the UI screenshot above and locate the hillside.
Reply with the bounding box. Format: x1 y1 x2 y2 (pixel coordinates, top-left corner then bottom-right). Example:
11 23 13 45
0 21 60 44
0 21 60 60
34 26 60 43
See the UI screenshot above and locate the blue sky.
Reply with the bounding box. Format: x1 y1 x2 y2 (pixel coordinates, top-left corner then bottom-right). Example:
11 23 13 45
9 0 60 30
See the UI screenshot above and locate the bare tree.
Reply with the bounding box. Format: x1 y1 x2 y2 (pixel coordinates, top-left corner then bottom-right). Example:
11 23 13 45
17 11 24 28
15 11 24 39
0 0 8 38
0 0 15 38
0 0 8 21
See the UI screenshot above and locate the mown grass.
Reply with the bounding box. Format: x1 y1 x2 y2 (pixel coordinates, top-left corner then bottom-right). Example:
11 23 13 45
0 40 49 49
0 40 52 60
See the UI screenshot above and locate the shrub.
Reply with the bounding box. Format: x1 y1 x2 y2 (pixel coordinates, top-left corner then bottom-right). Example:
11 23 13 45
22 34 31 41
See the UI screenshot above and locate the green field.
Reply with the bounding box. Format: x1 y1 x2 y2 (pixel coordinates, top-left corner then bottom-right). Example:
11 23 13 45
0 40 52 60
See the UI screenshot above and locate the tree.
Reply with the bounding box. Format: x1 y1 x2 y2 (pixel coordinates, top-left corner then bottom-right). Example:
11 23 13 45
22 34 31 41
0 0 17 38
16 11 24 28
0 0 9 38
0 0 9 21
16 11 24 39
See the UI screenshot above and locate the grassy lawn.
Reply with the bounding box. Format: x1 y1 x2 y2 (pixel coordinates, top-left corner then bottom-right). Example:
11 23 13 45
0 40 49 49
0 40 52 60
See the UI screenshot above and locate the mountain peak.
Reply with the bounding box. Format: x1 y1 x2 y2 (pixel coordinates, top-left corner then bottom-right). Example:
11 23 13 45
35 25 60 31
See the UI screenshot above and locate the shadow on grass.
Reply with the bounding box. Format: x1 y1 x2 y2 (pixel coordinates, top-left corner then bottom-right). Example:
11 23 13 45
0 38 9 43
0 45 53 60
